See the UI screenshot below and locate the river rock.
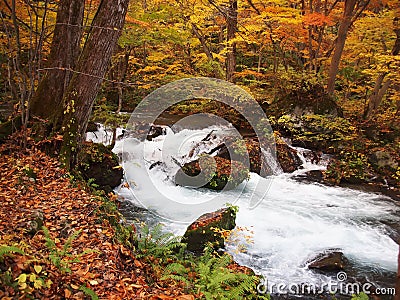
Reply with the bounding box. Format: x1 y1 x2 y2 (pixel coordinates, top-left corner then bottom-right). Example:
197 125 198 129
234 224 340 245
369 150 398 170
78 142 123 193
209 136 302 175
276 139 303 173
307 250 346 272
182 207 236 253
294 170 324 183
175 156 249 191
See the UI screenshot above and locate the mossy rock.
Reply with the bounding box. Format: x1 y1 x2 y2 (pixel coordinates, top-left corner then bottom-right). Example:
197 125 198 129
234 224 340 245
182 207 237 253
175 156 249 191
270 82 343 118
78 142 123 193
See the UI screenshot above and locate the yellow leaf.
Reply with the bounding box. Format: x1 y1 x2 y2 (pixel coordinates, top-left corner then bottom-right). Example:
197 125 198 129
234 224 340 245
34 279 43 289
71 283 80 289
17 273 27 283
19 282 27 290
46 279 53 288
29 273 36 282
34 265 42 274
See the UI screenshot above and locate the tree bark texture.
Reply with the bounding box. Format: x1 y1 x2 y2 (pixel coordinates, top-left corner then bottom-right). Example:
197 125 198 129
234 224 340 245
30 0 84 127
61 0 129 169
326 0 357 95
226 0 237 82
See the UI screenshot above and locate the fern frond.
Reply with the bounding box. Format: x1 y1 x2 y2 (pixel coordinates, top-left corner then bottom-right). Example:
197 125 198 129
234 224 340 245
163 262 188 275
79 285 99 300
161 274 190 285
0 245 25 257
61 229 82 256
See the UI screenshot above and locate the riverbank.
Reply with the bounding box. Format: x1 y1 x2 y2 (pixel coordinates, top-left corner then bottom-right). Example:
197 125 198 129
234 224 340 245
0 133 264 299
0 134 192 299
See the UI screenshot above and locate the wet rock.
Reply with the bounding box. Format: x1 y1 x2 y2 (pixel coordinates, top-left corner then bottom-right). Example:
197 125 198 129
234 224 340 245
295 170 324 183
78 142 123 193
369 150 398 170
307 250 347 272
146 125 166 141
276 140 303 173
175 156 249 191
209 137 267 174
182 207 237 253
209 136 302 175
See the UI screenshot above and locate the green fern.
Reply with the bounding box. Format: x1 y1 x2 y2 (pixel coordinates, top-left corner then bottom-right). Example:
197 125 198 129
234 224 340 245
135 223 186 259
161 262 191 285
79 285 99 300
0 245 25 259
160 245 263 299
43 226 83 273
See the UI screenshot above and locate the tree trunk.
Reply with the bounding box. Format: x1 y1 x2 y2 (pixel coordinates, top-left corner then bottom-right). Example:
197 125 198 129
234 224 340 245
364 19 400 119
326 0 357 95
60 0 129 169
226 0 237 82
30 0 84 129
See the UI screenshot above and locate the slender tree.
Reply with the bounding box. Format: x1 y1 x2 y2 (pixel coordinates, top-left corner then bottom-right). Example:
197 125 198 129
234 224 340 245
226 0 237 82
327 0 369 95
364 16 400 118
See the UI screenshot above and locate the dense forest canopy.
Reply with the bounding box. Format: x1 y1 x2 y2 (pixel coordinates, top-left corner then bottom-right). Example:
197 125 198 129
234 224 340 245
0 0 399 177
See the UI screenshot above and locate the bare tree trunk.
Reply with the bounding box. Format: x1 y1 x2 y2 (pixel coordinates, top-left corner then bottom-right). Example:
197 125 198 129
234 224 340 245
326 0 357 95
60 0 129 169
30 0 84 129
226 0 237 82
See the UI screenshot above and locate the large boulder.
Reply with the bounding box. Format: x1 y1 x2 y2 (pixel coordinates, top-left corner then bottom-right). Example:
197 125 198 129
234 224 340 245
210 136 302 175
78 142 123 193
182 207 237 253
307 250 347 272
175 156 249 191
276 138 303 173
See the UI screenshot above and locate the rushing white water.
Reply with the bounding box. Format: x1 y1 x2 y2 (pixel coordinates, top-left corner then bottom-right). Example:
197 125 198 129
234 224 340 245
94 124 399 290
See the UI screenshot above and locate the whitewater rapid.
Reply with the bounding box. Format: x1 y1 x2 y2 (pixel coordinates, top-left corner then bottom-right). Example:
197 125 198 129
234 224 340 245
88 124 399 290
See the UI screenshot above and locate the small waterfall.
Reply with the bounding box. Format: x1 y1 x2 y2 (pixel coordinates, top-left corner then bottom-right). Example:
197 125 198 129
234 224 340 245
261 148 283 175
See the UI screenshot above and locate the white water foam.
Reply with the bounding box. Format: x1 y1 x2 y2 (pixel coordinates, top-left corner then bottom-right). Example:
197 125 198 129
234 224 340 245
100 125 398 288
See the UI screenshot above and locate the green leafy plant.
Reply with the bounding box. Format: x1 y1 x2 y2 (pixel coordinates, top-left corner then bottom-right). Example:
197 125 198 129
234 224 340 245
135 223 186 260
351 292 369 300
79 285 100 300
162 247 265 299
43 227 86 273
0 245 25 259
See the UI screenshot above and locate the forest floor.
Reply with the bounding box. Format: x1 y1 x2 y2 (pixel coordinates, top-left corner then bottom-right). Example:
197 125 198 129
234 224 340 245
0 133 194 299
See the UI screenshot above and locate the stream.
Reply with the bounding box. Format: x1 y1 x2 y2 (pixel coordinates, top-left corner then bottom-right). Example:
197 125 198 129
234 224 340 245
87 122 399 297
